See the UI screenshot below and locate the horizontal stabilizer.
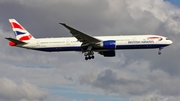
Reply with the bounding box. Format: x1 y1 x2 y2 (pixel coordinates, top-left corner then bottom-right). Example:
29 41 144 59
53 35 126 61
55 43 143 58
5 38 27 44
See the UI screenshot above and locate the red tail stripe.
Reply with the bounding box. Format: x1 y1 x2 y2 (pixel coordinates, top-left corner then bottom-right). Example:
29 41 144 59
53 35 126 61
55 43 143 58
11 22 24 30
19 35 32 41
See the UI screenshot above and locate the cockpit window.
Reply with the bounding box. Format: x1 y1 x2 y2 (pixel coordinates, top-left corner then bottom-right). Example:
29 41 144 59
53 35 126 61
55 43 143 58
159 38 163 41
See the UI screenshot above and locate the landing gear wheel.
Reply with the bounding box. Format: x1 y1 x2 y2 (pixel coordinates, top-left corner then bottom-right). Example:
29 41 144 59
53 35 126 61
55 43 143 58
158 47 162 55
85 57 88 60
84 52 88 56
158 51 161 55
83 51 95 60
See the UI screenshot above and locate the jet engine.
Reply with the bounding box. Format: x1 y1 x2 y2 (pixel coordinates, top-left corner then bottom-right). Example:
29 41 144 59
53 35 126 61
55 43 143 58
99 51 116 57
97 40 116 49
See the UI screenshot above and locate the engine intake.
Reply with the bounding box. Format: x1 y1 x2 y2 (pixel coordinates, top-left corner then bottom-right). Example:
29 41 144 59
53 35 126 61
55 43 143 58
96 40 116 49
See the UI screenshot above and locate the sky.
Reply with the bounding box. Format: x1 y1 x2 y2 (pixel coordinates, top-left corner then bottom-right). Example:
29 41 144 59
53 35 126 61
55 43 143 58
0 0 180 101
167 0 180 7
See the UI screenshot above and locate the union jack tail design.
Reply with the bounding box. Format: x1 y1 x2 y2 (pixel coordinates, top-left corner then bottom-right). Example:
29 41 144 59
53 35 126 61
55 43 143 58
9 19 35 41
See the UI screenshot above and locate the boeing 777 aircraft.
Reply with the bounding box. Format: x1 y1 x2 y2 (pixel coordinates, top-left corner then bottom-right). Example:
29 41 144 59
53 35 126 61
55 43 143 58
6 19 172 60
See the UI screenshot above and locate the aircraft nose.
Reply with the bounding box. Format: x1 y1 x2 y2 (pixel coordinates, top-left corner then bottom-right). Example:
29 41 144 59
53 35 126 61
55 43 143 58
168 40 173 45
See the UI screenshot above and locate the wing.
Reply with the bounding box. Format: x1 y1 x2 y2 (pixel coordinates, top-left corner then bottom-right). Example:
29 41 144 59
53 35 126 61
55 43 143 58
60 23 101 44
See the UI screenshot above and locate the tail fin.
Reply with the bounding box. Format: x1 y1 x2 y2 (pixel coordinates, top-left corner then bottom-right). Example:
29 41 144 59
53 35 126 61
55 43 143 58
9 19 35 41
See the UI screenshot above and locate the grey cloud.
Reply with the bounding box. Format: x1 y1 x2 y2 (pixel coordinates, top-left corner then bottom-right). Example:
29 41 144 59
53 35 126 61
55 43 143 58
85 98 96 101
64 75 73 81
79 68 148 95
0 0 112 38
120 0 180 76
0 78 48 101
149 48 180 76
94 69 143 85
1 0 180 101
79 60 180 96
130 94 180 101
130 95 160 101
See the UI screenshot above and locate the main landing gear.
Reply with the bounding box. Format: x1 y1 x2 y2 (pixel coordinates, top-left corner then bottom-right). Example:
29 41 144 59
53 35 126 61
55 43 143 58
158 47 163 55
83 45 95 60
84 51 95 60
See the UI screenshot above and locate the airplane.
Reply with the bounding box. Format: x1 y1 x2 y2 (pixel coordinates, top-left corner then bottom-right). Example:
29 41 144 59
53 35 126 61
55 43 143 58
5 19 173 60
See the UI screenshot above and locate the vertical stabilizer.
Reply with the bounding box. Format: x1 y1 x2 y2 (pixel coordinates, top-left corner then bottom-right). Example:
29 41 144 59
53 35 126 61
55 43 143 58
9 19 35 41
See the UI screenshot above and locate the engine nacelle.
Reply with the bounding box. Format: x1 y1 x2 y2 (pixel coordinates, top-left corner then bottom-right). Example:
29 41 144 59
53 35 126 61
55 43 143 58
97 40 116 49
99 51 116 57
103 40 116 49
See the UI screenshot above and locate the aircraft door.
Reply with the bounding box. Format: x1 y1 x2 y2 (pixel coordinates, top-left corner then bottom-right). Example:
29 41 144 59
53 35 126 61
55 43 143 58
66 39 70 45
37 41 41 47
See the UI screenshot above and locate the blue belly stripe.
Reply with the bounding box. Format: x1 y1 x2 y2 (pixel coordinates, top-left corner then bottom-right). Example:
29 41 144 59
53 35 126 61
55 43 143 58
33 44 169 52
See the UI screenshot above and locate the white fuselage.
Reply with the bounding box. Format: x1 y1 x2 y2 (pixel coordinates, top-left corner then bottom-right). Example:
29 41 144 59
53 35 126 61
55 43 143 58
18 35 172 52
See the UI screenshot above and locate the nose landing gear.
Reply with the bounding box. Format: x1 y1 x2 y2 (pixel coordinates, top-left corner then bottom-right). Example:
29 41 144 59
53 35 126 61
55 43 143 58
158 47 163 55
158 51 161 55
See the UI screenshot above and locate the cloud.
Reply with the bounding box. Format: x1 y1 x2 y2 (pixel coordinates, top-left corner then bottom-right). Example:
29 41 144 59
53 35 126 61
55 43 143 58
79 60 150 95
85 98 96 101
129 93 180 101
89 69 145 95
0 78 48 101
79 60 180 96
0 0 111 37
125 0 180 49
0 0 180 101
